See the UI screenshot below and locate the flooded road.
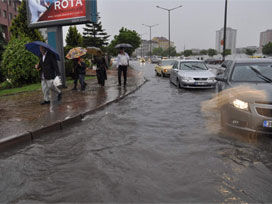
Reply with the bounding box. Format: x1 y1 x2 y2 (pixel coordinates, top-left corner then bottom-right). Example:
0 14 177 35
1 61 272 203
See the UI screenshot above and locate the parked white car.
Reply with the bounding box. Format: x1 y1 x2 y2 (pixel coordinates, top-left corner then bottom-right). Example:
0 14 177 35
170 60 216 89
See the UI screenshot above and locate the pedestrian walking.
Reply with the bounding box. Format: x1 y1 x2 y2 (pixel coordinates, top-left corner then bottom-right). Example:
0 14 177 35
76 57 87 91
92 51 108 87
35 45 62 105
116 48 129 86
72 58 79 90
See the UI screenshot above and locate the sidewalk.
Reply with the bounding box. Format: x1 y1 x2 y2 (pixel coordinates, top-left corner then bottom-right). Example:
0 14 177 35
0 68 145 150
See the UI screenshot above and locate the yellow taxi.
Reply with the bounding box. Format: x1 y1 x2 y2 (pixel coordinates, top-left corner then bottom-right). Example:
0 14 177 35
155 59 177 77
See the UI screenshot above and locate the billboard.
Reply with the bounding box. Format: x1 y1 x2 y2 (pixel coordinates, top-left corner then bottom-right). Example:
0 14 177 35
26 0 97 28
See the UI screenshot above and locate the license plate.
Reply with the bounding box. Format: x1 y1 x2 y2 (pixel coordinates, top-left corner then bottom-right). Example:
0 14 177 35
263 120 272 127
195 82 207 85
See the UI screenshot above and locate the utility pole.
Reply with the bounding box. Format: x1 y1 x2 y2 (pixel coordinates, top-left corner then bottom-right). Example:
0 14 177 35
142 24 159 60
156 5 182 58
223 0 228 61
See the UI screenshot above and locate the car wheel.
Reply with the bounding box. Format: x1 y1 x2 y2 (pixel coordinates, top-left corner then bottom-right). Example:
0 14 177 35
176 78 180 89
161 72 164 77
155 71 159 76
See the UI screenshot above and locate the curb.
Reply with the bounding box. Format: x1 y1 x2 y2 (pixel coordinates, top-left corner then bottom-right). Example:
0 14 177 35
0 77 147 152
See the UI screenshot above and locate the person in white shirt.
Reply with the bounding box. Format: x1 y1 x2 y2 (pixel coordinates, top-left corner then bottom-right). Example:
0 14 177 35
116 48 129 86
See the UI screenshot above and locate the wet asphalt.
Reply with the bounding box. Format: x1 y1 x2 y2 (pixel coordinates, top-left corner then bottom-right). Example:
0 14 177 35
0 61 272 203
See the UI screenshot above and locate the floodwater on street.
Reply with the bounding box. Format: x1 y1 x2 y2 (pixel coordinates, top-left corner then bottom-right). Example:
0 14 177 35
1 61 272 203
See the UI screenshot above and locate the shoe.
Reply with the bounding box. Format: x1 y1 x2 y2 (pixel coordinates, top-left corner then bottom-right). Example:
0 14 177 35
57 92 62 101
72 87 77 90
40 101 50 105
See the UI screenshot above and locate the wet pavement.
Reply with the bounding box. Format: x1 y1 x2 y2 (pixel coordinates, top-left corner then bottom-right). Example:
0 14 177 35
0 61 272 203
0 68 145 144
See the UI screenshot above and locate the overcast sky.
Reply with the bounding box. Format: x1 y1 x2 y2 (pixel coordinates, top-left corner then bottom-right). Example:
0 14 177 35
63 0 272 52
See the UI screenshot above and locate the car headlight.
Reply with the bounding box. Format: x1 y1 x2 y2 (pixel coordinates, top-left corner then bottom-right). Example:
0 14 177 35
163 69 168 73
233 99 249 110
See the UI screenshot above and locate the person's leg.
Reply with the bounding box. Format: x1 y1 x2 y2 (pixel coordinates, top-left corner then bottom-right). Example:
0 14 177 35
123 66 127 86
72 78 78 90
41 80 50 102
118 66 122 85
79 74 85 90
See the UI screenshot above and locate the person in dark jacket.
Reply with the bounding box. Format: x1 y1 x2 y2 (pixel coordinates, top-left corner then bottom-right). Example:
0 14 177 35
35 46 62 105
92 51 108 86
72 58 79 90
76 57 87 91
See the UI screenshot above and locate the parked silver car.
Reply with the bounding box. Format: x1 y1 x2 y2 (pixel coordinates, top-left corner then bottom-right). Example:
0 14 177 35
170 60 216 88
216 58 272 134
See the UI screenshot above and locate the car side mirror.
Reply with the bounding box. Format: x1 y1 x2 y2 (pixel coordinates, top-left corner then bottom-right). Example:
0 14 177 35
221 63 227 68
215 74 226 82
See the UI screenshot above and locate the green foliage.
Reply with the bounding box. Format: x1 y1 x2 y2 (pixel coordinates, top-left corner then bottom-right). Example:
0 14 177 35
208 49 217 57
222 49 231 56
184 50 193 57
245 49 256 56
152 47 163 56
9 0 44 41
1 36 40 87
108 27 141 56
66 26 82 47
262 42 272 56
200 49 208 55
162 46 177 57
82 14 110 49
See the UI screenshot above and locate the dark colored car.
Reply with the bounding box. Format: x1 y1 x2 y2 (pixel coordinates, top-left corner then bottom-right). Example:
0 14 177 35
216 58 272 134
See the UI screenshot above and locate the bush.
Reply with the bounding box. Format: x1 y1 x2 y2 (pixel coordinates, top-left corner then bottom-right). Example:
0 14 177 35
1 36 40 87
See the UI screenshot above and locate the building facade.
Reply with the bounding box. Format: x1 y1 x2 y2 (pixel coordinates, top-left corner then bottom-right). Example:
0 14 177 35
134 39 159 57
215 27 237 54
259 29 272 53
0 0 21 41
152 36 174 50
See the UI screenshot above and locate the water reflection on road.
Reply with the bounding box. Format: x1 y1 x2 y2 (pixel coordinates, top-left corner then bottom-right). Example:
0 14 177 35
1 61 272 203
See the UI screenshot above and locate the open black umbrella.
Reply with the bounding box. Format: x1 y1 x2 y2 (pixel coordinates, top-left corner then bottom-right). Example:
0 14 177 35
25 41 60 60
115 43 133 49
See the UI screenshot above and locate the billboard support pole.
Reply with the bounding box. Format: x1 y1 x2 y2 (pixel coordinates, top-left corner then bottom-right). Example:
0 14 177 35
47 26 66 88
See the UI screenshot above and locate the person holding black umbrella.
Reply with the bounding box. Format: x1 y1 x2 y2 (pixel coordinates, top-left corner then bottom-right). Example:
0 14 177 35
35 46 62 105
116 48 130 86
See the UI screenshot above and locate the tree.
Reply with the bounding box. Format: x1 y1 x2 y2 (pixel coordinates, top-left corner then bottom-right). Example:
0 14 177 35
162 46 177 57
65 26 83 55
262 42 272 56
9 0 44 41
207 49 217 57
245 49 256 56
222 49 231 56
152 47 163 56
200 49 208 55
108 27 141 56
66 26 82 47
1 36 40 87
184 50 193 57
82 15 110 49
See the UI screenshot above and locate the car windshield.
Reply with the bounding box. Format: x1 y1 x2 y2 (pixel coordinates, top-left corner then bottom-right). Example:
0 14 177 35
159 60 176 66
231 63 272 82
180 62 208 70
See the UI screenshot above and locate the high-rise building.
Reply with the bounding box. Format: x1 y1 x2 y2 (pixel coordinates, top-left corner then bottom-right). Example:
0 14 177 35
259 29 272 53
0 0 21 41
216 27 237 54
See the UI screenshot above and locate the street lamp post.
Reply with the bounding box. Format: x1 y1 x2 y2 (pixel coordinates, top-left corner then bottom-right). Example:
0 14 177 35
222 0 228 61
156 5 182 58
142 24 159 60
139 33 147 58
